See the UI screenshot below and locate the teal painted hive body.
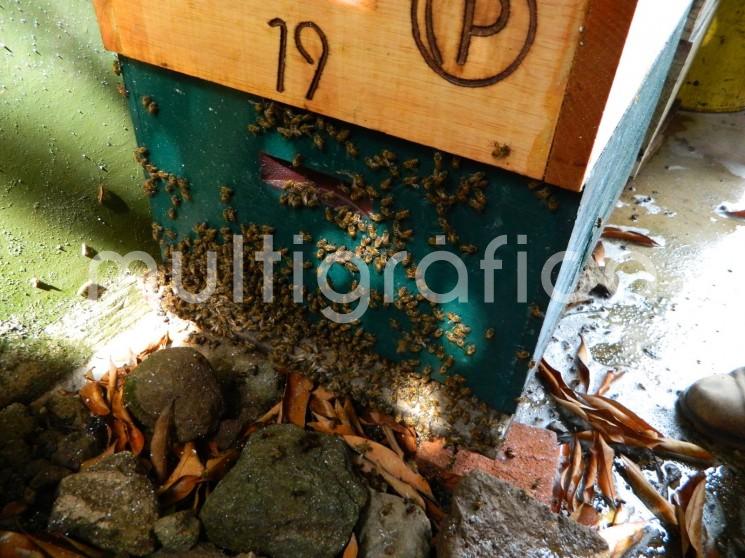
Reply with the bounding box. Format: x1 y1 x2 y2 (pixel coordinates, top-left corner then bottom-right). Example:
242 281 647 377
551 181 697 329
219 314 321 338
119 5 687 414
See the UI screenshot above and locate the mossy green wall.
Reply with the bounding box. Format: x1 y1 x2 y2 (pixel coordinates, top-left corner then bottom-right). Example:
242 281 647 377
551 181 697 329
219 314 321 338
0 0 155 340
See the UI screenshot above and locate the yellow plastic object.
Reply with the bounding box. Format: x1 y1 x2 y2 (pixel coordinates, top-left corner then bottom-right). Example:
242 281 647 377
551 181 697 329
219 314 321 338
679 0 745 112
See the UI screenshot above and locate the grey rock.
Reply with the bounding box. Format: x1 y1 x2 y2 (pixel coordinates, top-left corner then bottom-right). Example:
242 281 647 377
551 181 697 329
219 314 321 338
51 429 104 470
45 392 91 430
0 402 36 440
358 490 431 558
124 347 223 442
0 360 66 408
154 510 201 551
437 471 609 558
28 460 71 490
209 350 283 426
201 424 368 558
49 452 158 556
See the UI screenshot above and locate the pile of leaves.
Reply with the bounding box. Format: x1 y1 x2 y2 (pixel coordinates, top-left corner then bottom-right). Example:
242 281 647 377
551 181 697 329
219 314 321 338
1 336 440 558
541 338 716 558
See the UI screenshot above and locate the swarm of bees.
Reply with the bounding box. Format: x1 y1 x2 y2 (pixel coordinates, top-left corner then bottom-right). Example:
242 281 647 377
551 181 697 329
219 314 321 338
133 98 554 449
156 226 509 450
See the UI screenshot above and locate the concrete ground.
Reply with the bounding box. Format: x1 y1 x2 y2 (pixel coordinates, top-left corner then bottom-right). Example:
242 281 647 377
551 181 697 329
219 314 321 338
519 109 745 556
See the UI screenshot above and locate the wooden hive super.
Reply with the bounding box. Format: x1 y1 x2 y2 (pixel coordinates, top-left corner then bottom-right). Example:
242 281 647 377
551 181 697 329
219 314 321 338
93 0 693 414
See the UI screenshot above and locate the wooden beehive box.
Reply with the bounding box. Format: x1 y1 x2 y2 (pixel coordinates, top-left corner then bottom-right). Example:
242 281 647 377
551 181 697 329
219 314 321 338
92 0 693 417
94 0 693 191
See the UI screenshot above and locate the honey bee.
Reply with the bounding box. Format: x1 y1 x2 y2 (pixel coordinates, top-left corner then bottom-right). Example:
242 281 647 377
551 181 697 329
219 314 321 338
345 141 359 158
465 344 477 356
112 59 122 76
220 186 234 204
116 83 128 97
143 179 157 197
491 142 511 159
335 129 351 142
247 124 261 135
292 153 303 168
223 207 237 222
547 196 560 212
171 195 181 207
459 244 478 255
402 158 419 170
516 350 531 360
485 328 496 340
167 207 177 220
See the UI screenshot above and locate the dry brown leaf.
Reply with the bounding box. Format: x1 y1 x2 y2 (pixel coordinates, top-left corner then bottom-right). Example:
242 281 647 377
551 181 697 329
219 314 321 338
80 442 116 470
112 419 129 452
341 533 358 558
60 537 105 558
255 402 281 424
619 455 677 526
583 443 598 504
364 457 426 509
283 373 313 427
0 500 28 521
581 394 662 439
685 477 707 557
553 396 590 422
565 437 584 510
397 427 418 455
150 403 173 482
592 241 606 267
602 226 660 247
343 399 364 435
596 434 617 504
309 397 336 419
335 400 353 429
204 449 239 482
571 503 601 527
312 387 335 401
27 536 86 558
596 370 626 396
655 438 714 464
128 422 145 457
78 382 110 416
343 435 433 498
382 425 405 459
160 475 201 507
426 499 447 524
576 336 591 393
160 442 205 492
600 522 647 558
0 531 38 556
725 208 745 219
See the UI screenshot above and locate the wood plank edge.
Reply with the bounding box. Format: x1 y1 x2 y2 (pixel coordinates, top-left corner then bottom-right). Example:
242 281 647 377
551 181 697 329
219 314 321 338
543 0 639 192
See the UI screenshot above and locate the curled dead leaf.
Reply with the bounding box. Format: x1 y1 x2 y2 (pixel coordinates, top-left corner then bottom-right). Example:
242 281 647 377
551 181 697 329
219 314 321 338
27 535 87 558
618 455 677 526
685 477 707 557
160 475 201 507
602 226 660 247
576 336 591 393
565 437 584 511
78 382 110 416
0 531 38 556
363 457 426 509
600 522 648 558
596 434 617 505
592 241 606 267
342 533 358 558
151 403 173 482
343 435 433 499
160 442 205 493
595 370 626 396
80 442 116 470
382 425 405 459
282 373 313 428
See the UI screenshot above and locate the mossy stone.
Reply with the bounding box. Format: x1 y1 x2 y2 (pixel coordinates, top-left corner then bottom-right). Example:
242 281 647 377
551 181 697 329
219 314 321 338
124 348 223 442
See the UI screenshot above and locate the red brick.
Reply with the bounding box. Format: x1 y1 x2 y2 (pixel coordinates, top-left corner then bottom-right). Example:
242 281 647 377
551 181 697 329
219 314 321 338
417 422 560 505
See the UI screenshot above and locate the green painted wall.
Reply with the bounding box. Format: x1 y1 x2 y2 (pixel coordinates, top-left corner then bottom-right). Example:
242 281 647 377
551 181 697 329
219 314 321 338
0 0 155 341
